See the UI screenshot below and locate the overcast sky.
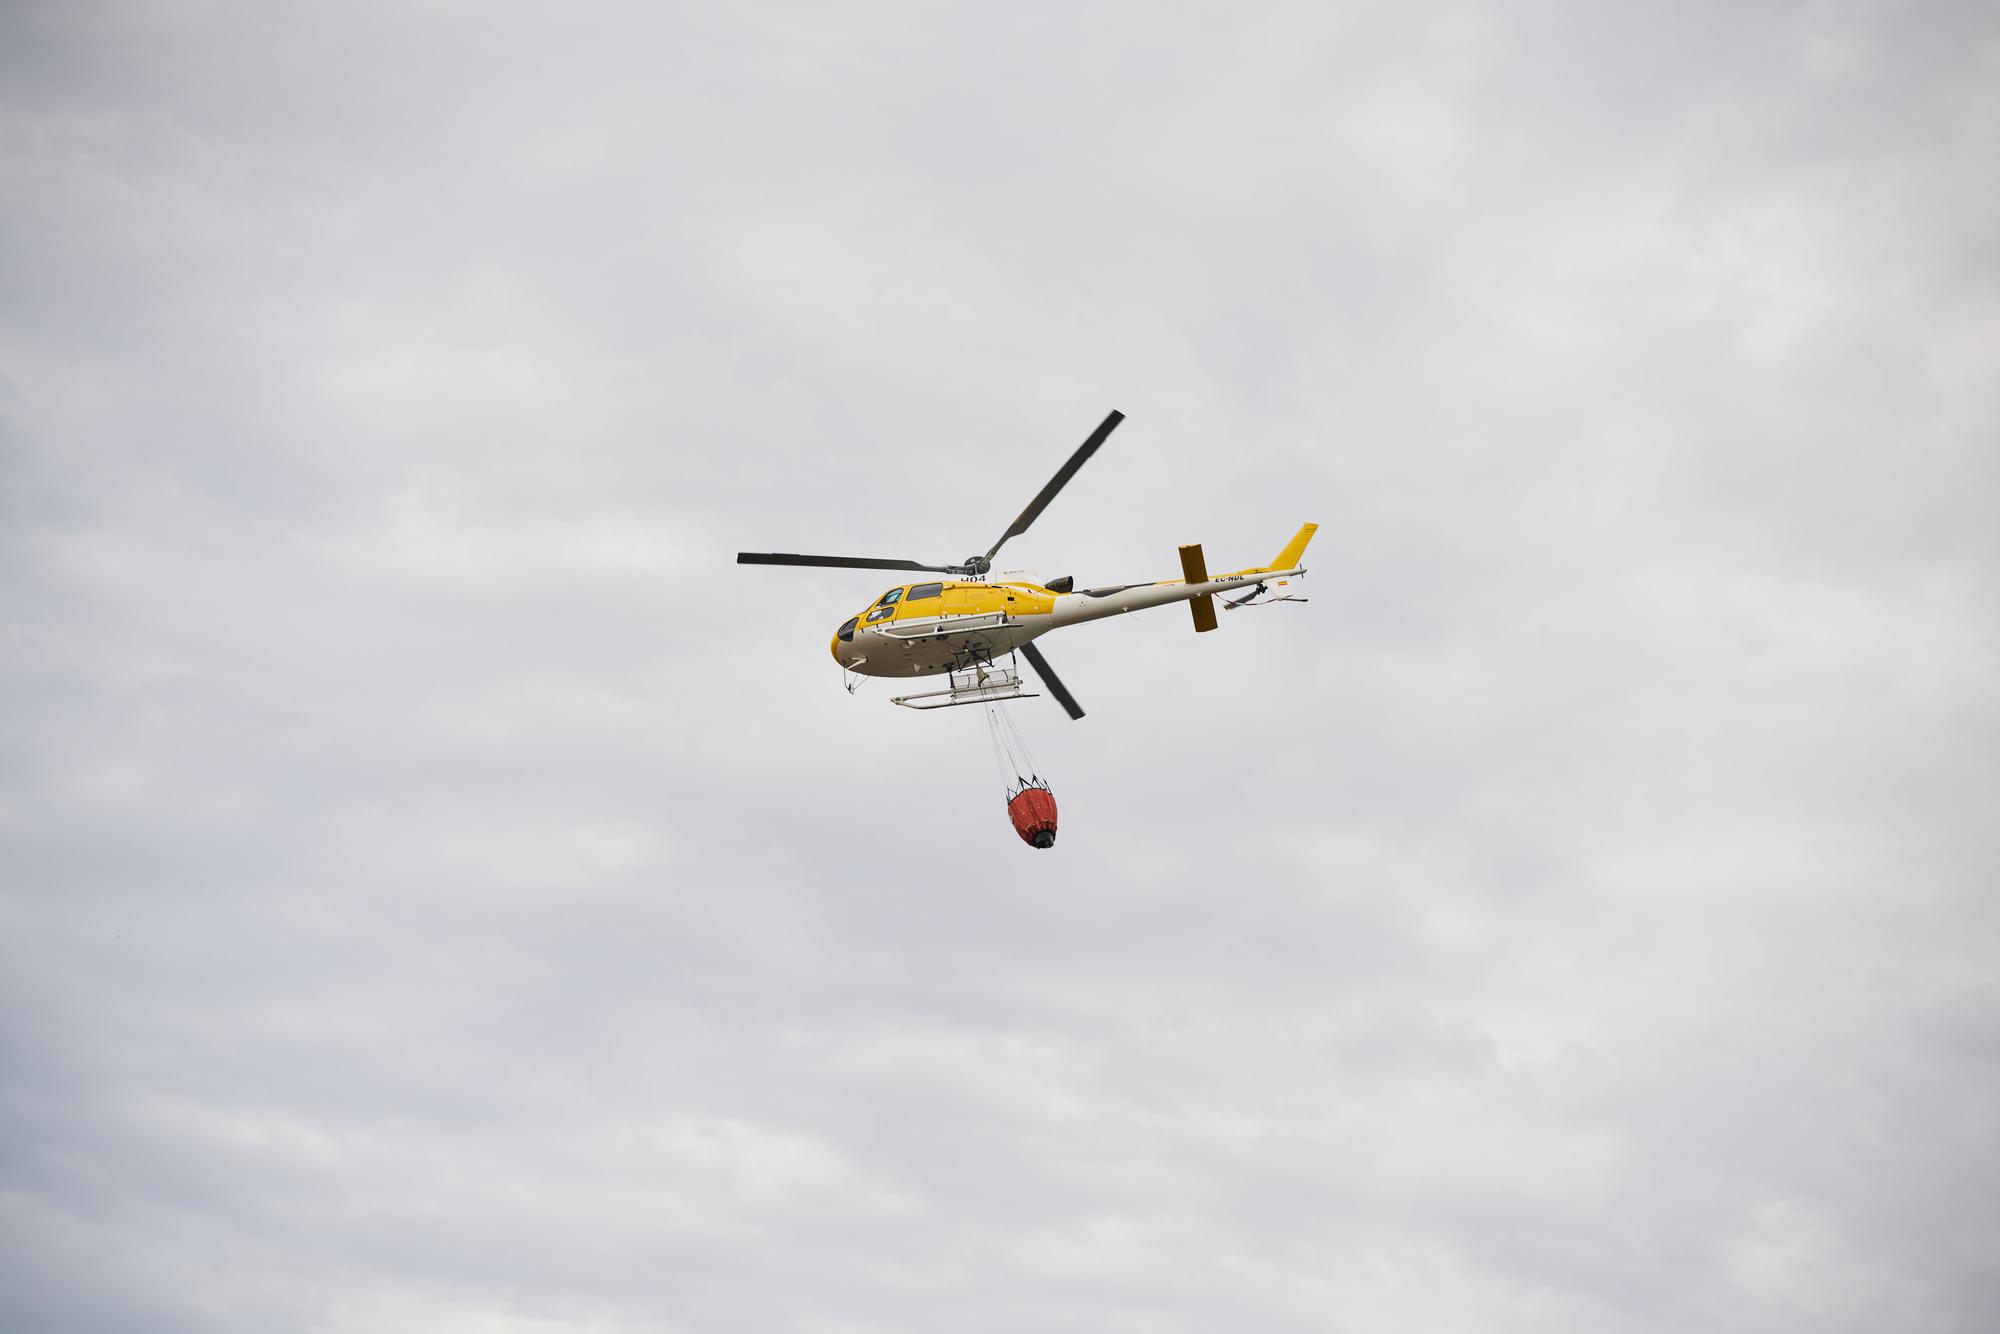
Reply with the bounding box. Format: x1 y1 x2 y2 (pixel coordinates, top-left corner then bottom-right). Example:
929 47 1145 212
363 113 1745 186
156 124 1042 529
3 2 1997 1331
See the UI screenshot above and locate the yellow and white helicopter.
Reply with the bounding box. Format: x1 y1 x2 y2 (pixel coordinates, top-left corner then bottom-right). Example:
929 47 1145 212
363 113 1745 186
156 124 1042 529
738 410 1316 720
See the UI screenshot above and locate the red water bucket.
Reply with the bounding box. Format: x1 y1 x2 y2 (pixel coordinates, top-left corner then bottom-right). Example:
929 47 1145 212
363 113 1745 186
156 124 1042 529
1007 782 1059 849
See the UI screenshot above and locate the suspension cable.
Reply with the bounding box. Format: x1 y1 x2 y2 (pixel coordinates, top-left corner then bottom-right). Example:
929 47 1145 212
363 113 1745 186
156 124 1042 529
984 701 1014 787
984 696 1041 795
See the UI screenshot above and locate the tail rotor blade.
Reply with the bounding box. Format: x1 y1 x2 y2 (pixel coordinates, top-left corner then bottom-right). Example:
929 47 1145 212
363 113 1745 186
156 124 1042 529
1020 640 1085 721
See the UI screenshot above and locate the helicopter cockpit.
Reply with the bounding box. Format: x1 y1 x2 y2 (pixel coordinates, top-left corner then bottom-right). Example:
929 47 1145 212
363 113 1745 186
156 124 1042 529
864 586 902 623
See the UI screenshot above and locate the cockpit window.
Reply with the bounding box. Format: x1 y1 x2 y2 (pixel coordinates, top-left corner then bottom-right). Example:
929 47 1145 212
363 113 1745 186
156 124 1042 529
837 617 857 642
905 582 943 601
865 604 895 624
876 587 904 607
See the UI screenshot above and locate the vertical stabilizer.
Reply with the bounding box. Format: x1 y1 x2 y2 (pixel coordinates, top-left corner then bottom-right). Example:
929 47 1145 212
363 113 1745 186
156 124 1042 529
1266 523 1319 573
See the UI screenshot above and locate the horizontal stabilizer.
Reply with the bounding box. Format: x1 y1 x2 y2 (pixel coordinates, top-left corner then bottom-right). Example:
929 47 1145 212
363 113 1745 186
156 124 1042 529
1179 543 1218 633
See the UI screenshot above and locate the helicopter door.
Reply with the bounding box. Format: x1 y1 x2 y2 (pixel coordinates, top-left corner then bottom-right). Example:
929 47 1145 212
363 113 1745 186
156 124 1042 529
940 585 988 617
883 582 945 635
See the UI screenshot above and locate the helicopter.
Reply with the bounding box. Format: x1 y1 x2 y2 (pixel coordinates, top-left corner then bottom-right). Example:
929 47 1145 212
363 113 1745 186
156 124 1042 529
737 410 1316 720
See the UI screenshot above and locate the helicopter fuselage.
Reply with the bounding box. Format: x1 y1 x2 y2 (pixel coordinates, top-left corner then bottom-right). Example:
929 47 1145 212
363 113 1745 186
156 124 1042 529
831 564 1304 678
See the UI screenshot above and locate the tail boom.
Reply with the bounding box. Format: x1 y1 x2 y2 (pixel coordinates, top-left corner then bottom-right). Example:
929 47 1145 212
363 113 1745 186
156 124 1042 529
1045 523 1316 630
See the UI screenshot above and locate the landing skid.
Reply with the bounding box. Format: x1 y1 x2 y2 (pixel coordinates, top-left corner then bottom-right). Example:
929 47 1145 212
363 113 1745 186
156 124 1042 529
891 660 1039 712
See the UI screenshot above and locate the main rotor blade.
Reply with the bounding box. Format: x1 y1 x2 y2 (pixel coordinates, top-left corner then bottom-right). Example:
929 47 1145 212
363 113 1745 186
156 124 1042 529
737 552 956 573
984 410 1124 562
1020 640 1085 721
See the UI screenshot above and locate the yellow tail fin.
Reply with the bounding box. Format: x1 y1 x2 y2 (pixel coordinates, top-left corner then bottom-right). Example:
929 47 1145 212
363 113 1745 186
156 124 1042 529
1265 522 1318 573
